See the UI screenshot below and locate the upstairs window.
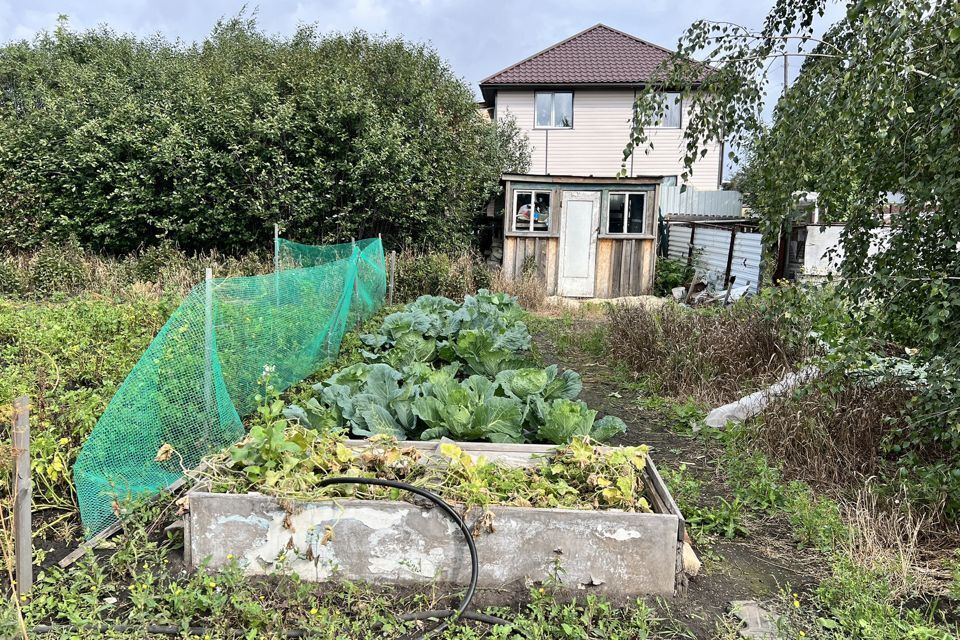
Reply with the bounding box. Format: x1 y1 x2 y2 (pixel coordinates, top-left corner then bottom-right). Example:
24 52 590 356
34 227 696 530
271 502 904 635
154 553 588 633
607 192 647 234
513 190 552 232
649 92 682 128
535 92 573 128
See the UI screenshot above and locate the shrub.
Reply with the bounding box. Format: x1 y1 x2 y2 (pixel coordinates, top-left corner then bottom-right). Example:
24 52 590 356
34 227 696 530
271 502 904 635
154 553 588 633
744 376 912 488
653 257 694 296
393 249 491 302
0 17 530 253
27 242 90 298
607 300 807 403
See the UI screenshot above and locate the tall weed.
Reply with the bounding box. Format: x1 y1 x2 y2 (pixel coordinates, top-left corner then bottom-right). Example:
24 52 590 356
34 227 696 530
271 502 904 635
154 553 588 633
607 300 807 403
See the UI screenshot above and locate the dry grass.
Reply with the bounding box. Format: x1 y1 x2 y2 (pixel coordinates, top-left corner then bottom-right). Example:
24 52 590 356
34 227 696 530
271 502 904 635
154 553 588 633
489 269 548 312
606 301 806 404
392 249 492 302
841 484 957 598
748 380 912 487
0 243 274 299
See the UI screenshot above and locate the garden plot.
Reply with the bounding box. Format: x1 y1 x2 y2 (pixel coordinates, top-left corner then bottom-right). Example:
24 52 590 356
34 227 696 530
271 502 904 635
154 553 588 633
184 291 685 604
186 437 685 605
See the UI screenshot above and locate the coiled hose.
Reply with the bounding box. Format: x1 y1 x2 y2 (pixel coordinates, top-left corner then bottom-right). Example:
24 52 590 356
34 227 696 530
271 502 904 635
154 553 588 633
34 477 510 639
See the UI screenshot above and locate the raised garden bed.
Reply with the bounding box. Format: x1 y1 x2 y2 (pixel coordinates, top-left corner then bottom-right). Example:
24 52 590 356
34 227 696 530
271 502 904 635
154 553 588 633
185 440 685 605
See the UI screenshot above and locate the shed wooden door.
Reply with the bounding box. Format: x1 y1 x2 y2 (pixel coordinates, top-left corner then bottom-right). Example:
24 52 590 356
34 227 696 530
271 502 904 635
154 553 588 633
558 190 600 297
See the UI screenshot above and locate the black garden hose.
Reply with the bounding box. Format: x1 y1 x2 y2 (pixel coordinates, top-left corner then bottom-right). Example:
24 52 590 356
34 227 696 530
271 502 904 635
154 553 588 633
33 477 501 640
316 476 482 638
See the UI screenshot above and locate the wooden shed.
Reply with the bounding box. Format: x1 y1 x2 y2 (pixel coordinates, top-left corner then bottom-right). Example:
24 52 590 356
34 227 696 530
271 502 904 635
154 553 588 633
500 174 661 298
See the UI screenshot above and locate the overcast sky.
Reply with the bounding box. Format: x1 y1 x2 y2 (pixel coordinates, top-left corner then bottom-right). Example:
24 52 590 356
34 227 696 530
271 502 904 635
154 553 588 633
0 1 846 180
1 0 846 94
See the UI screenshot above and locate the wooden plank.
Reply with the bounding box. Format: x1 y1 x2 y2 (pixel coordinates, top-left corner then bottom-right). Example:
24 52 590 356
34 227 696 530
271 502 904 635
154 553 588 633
536 238 548 280
610 241 623 297
595 239 612 298
545 238 559 295
502 237 516 277
388 250 396 306
503 173 661 186
647 238 658 294
12 396 31 595
620 241 632 298
625 240 636 295
637 239 650 295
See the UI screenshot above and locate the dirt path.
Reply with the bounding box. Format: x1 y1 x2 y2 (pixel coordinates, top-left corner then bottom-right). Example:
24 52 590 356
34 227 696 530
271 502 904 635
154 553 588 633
533 322 821 638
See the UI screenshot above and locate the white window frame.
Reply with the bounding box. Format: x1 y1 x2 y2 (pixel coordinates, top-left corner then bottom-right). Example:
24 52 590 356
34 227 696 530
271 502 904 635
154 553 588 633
534 92 574 129
512 189 554 233
605 191 649 236
648 92 682 129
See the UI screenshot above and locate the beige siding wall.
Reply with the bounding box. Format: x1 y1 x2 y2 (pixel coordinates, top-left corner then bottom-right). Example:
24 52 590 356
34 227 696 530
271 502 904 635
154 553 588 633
495 89 722 191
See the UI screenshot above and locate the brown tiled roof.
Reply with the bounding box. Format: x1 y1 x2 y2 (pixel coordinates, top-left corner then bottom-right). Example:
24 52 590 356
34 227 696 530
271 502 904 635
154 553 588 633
480 24 683 88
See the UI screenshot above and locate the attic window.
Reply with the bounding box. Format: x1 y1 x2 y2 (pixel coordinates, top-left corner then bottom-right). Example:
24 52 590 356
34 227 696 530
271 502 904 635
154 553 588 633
535 92 573 128
650 92 682 128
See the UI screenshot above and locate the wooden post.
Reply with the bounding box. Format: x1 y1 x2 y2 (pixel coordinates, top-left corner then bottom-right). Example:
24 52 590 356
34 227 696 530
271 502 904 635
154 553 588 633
351 238 360 328
273 223 280 308
723 226 739 288
12 395 31 596
388 250 396 306
203 268 213 444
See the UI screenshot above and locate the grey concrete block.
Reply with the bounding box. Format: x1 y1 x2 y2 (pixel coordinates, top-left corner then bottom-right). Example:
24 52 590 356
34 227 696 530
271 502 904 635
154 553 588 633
186 442 685 604
187 492 681 604
730 600 784 639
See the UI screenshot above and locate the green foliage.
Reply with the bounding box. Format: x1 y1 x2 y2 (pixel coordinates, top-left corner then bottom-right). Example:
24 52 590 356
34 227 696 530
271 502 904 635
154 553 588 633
534 399 626 445
0 16 530 253
0 292 176 513
414 375 524 442
815 555 958 640
653 257 694 297
626 0 960 519
292 293 627 445
219 425 654 514
687 496 750 539
393 250 494 302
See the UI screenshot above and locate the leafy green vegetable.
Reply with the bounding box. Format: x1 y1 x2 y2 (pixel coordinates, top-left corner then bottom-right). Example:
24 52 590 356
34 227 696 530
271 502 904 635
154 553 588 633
413 375 524 443
535 399 598 445
592 415 628 442
534 400 625 445
498 364 582 401
318 363 416 439
441 325 531 377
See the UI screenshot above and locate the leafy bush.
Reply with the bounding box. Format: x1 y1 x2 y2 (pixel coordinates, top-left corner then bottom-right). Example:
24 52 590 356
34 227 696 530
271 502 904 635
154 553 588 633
0 17 529 253
653 257 694 296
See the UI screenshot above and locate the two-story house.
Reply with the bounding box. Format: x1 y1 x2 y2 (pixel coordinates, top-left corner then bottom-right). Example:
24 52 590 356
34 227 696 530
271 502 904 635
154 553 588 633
480 24 724 298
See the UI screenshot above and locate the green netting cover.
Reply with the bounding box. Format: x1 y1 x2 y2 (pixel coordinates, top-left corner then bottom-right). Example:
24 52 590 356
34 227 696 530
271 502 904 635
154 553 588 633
75 237 386 536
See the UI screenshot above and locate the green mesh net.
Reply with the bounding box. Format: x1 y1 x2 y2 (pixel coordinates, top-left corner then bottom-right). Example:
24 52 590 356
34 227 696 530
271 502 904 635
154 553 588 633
75 237 386 536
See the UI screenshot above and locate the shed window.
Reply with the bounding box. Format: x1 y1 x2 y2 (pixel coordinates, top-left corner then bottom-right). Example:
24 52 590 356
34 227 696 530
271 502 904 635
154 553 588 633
535 92 573 128
607 193 647 234
513 190 552 232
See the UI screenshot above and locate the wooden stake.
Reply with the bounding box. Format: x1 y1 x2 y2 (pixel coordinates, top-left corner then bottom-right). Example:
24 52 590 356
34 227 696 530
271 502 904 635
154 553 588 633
12 395 31 596
388 250 397 306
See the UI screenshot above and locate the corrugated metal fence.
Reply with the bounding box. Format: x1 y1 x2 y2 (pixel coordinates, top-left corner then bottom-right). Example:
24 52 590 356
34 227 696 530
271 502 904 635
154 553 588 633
666 223 763 292
659 186 743 218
